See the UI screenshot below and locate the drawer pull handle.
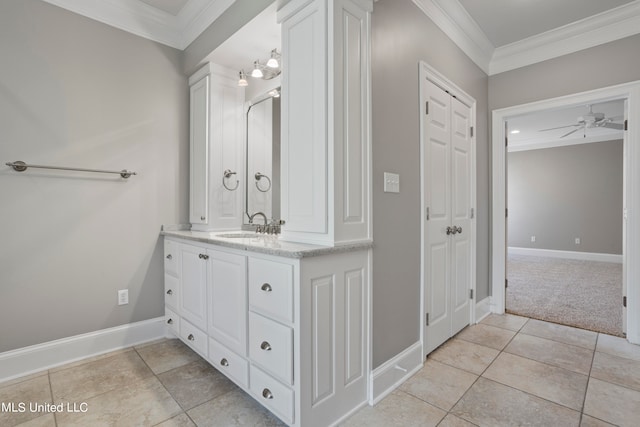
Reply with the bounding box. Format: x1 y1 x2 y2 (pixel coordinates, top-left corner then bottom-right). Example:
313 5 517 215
220 358 229 367
260 341 272 351
166 289 173 295
166 254 172 260
262 388 274 400
167 318 173 325
188 334 195 341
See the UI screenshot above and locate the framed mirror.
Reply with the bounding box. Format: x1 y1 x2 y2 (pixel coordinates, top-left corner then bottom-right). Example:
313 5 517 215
244 89 281 225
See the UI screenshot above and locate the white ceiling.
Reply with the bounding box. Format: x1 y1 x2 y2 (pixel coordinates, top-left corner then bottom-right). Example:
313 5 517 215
138 0 190 16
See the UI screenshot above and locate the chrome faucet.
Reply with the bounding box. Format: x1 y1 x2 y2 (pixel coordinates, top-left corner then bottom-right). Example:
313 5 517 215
248 212 268 233
248 212 285 235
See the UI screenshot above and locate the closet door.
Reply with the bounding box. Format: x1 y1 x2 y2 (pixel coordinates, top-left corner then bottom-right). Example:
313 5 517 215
423 80 472 355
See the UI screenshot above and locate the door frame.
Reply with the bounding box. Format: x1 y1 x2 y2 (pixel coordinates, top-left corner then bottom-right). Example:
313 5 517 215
491 80 640 343
420 61 477 359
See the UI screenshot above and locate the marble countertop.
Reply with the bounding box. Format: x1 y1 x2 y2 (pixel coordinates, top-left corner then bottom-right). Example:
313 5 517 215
161 229 372 259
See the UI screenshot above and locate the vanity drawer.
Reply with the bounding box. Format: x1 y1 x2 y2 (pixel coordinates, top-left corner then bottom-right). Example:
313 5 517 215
164 273 179 311
249 312 293 385
165 307 180 337
180 319 207 357
209 338 248 388
248 258 293 323
164 239 178 276
250 365 294 425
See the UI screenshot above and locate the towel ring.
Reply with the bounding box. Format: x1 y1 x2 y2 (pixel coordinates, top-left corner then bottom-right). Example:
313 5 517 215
223 169 239 191
255 172 272 192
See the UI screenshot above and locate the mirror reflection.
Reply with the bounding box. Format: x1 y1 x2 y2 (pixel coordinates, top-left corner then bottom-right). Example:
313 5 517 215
244 90 281 225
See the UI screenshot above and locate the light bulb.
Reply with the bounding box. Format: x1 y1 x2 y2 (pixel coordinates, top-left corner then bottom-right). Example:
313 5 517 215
238 71 248 87
251 61 263 78
266 49 280 68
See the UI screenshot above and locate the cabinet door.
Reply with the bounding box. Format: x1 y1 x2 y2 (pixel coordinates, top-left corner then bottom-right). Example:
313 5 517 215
208 250 247 356
179 244 208 330
189 74 209 226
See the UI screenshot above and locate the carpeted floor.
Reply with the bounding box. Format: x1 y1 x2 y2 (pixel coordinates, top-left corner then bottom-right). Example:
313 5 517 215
506 254 623 336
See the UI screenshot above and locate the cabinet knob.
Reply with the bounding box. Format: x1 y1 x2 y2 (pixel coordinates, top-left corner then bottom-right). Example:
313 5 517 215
167 318 173 325
166 289 173 295
188 334 195 341
201 216 206 220
260 341 272 351
220 358 229 367
198 253 209 260
262 388 274 400
261 283 272 292
166 254 172 260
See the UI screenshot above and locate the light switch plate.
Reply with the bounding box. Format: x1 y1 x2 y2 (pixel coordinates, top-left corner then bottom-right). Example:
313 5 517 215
384 172 400 193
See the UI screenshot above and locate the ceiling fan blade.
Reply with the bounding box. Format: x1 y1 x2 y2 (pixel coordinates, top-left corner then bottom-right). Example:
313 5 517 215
608 115 624 121
602 122 624 130
538 124 579 132
560 128 581 138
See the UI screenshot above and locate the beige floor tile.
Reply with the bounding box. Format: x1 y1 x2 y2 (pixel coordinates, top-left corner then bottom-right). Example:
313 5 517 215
154 412 195 427
591 351 640 391
399 360 477 411
136 339 202 375
0 375 52 427
521 319 597 350
480 313 528 331
342 390 446 427
451 377 581 427
50 350 153 403
429 338 499 375
584 378 640 427
437 413 478 427
14 413 56 427
504 332 594 375
456 324 517 350
483 352 588 410
187 389 285 427
596 334 640 361
48 348 133 374
580 414 616 427
158 360 237 411
0 371 49 389
55 376 181 427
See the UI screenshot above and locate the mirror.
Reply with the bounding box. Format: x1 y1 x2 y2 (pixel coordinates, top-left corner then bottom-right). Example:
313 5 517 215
244 90 281 225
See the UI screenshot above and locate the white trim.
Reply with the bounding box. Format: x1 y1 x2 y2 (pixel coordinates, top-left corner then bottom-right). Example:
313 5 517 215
491 80 640 345
410 0 640 76
508 247 623 264
508 133 623 153
0 317 165 383
475 297 491 324
39 0 235 50
369 342 422 405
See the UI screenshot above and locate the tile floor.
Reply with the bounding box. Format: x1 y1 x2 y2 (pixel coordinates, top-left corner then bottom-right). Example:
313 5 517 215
2 315 640 426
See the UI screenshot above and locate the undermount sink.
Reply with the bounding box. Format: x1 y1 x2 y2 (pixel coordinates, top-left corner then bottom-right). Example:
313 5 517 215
215 232 263 239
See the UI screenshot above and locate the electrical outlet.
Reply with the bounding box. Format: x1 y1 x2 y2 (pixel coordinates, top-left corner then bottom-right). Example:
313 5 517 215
530 235 536 243
575 238 581 245
118 289 129 305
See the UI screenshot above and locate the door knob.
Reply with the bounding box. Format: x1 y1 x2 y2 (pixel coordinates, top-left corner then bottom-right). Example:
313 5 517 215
446 226 453 235
455 226 462 234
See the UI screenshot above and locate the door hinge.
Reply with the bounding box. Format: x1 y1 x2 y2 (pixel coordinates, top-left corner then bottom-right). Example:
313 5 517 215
506 208 508 218
426 313 430 326
426 101 429 115
470 289 474 299
470 208 474 219
426 207 430 221
624 119 628 131
505 279 508 288
623 296 627 308
505 136 508 147
470 126 474 138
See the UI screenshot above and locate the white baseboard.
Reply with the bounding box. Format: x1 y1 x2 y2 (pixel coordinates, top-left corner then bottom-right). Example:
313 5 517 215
369 342 423 405
0 317 165 383
508 247 622 264
475 297 491 323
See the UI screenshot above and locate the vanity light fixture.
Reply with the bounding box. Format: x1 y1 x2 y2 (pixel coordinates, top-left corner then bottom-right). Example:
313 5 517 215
268 88 280 98
251 61 264 78
266 49 280 68
238 70 248 87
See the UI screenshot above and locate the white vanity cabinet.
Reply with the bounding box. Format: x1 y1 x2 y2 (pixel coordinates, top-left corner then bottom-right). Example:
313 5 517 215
163 234 370 427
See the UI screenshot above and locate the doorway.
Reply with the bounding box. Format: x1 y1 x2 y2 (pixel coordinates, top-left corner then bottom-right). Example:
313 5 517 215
492 81 640 344
420 62 477 357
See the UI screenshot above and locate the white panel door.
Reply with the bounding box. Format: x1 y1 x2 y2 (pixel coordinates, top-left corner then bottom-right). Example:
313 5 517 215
423 80 472 355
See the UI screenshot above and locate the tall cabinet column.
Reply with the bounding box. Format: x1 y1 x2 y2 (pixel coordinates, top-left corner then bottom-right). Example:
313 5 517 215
278 0 373 246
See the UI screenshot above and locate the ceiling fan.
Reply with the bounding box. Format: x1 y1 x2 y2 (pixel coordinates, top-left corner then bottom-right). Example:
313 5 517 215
539 104 624 138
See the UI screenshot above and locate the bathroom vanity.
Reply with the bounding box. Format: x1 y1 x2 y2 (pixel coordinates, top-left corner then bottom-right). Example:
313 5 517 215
162 230 371 426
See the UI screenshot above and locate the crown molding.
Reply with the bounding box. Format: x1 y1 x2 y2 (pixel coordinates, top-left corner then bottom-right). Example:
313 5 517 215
40 0 234 50
411 0 640 76
490 1 640 75
411 0 492 74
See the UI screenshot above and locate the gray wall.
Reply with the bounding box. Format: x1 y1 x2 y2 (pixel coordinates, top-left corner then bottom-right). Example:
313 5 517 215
508 141 623 254
0 0 189 352
371 0 489 368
